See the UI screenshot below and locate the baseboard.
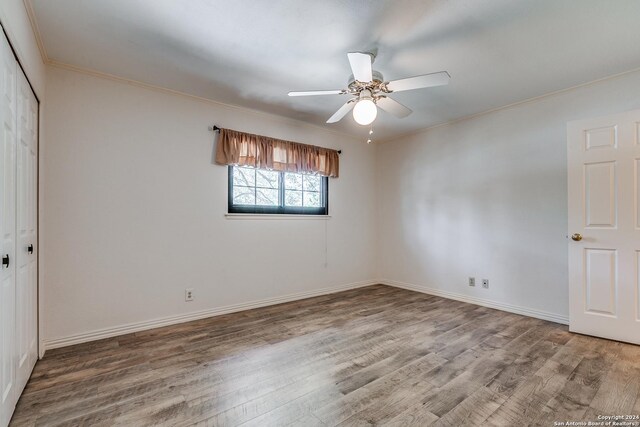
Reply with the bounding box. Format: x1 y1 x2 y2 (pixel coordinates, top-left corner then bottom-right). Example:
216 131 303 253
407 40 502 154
42 279 378 353
42 278 569 354
380 279 569 325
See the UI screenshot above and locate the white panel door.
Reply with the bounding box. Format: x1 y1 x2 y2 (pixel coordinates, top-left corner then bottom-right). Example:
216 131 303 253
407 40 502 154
15 68 37 394
0 29 17 427
568 110 640 344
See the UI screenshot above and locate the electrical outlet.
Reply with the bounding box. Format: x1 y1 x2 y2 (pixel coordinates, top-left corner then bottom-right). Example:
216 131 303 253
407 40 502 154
482 279 489 289
468 277 475 287
185 288 194 302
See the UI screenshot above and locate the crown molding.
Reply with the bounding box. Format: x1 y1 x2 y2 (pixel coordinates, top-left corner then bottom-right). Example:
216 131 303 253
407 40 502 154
46 59 364 144
31 0 640 145
378 65 640 144
23 0 48 64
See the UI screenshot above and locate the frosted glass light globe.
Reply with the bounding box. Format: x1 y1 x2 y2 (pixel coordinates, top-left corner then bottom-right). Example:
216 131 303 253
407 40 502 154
353 99 377 125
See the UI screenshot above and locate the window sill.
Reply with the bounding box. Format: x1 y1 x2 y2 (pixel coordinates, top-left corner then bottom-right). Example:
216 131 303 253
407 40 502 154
225 213 331 220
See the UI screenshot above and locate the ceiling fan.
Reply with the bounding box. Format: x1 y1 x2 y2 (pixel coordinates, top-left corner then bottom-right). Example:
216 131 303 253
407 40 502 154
288 52 450 126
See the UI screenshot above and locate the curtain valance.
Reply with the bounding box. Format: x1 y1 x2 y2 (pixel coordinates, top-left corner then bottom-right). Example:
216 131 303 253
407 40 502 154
214 127 339 178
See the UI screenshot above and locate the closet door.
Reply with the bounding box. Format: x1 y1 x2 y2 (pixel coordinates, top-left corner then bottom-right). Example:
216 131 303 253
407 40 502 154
0 29 17 427
15 68 37 393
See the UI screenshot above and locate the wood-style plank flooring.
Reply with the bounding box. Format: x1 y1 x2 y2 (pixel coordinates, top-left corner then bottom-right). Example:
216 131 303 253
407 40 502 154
10 285 640 426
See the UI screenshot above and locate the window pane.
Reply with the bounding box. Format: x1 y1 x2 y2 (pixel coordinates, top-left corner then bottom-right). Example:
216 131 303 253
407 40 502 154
256 169 279 189
285 190 302 206
229 166 327 215
303 191 321 207
303 175 321 192
233 167 255 187
233 186 255 205
285 173 303 190
256 188 279 206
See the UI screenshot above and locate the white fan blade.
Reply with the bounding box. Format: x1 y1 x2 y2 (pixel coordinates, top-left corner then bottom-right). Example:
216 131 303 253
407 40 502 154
326 101 355 123
376 96 412 118
347 52 373 82
288 90 345 97
386 71 450 92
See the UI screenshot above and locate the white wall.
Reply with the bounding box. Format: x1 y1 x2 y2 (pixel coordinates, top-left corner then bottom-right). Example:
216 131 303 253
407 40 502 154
40 52 640 345
377 70 640 322
42 66 377 345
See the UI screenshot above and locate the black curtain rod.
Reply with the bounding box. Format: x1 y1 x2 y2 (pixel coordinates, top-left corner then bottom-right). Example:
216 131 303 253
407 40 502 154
209 125 341 154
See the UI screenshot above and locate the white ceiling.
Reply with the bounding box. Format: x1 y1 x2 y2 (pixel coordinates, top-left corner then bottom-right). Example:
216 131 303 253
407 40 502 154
30 0 640 141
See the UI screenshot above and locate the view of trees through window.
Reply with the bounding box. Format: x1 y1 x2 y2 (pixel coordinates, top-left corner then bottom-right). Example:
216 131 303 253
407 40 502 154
229 166 327 214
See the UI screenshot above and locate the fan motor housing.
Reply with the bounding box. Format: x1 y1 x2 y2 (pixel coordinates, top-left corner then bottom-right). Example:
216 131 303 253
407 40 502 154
347 70 385 91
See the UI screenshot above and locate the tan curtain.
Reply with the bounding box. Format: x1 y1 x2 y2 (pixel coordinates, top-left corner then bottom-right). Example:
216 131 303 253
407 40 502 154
214 128 340 177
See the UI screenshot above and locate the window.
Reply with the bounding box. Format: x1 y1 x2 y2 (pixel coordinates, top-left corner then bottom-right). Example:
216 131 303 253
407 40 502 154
228 166 328 215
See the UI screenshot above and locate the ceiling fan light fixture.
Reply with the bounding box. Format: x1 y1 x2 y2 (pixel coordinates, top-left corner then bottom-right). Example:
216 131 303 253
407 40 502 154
353 90 377 126
290 52 449 125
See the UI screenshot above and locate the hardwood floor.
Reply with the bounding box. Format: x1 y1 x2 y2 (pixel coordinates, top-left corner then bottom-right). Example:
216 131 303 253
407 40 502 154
10 285 640 426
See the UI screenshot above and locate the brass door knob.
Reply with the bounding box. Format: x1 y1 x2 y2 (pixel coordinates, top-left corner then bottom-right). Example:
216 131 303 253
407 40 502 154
571 233 583 241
